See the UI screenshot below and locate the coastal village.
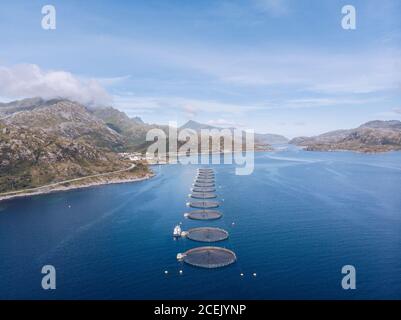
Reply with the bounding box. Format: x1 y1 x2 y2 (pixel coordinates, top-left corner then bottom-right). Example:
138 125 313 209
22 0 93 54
118 152 168 165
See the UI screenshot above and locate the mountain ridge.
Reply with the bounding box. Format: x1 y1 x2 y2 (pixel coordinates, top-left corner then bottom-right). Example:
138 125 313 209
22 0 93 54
180 120 289 145
289 120 401 152
0 99 150 193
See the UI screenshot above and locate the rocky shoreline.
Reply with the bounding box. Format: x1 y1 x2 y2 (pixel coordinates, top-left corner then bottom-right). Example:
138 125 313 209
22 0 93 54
289 120 401 153
0 172 155 202
304 144 401 153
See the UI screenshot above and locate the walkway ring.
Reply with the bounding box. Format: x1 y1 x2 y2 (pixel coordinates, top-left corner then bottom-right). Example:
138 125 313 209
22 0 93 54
186 227 229 242
193 183 215 187
190 192 217 199
192 187 216 193
180 246 236 268
195 179 215 184
185 210 223 220
189 201 220 209
197 176 215 180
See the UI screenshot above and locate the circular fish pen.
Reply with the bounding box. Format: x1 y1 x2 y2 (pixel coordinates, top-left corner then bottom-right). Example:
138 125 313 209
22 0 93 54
192 187 216 193
195 179 215 184
195 176 214 182
198 170 214 174
197 175 215 180
193 182 215 188
179 247 236 268
197 172 214 176
190 192 217 199
186 227 229 243
185 210 222 220
189 201 220 209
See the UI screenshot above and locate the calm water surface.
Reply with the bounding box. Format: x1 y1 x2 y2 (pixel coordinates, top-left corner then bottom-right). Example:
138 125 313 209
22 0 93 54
1 149 401 299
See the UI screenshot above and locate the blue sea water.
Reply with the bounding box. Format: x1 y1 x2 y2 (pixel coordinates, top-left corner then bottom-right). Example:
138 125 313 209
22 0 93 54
1 148 401 300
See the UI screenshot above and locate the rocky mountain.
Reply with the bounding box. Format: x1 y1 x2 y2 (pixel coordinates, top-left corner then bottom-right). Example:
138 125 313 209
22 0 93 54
0 97 48 117
289 120 401 152
180 120 289 145
91 106 169 151
0 122 130 193
180 120 218 132
254 133 289 145
0 99 146 193
360 120 401 130
0 97 288 193
92 113 275 153
178 120 275 152
2 100 125 151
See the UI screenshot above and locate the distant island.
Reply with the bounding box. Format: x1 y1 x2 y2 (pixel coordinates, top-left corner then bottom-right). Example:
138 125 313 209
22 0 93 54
180 120 289 145
289 120 401 153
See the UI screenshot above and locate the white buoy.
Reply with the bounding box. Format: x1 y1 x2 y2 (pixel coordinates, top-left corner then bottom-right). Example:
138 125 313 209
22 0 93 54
179 270 183 275
253 273 257 277
240 273 244 277
164 270 168 274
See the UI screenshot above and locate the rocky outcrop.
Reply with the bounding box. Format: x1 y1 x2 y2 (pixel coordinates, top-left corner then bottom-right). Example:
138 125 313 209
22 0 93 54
3 100 125 151
289 120 401 152
0 99 139 193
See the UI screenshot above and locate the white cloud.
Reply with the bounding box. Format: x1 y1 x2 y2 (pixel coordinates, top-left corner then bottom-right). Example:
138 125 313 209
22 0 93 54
278 97 381 109
0 64 112 106
393 107 401 114
182 104 198 119
185 50 401 95
253 0 288 16
373 109 401 119
113 94 262 116
111 93 382 121
120 37 400 96
95 75 131 86
57 34 401 98
207 118 244 128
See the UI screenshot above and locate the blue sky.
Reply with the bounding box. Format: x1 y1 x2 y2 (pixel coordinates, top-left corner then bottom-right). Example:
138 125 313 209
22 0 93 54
0 0 400 137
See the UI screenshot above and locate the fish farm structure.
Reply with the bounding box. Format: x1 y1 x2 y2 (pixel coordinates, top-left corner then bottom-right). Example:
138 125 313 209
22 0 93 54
177 247 237 269
192 187 216 193
189 201 220 209
193 182 215 187
197 173 215 177
197 172 214 176
195 176 214 180
190 192 217 199
198 171 215 175
174 167 237 269
197 176 214 181
184 209 223 220
195 179 215 184
185 227 229 242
